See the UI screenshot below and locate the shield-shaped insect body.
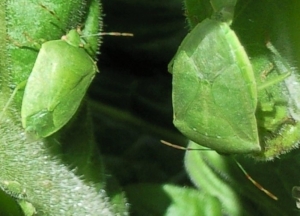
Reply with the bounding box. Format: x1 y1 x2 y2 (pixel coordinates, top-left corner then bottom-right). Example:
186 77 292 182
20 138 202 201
21 29 98 138
170 18 260 154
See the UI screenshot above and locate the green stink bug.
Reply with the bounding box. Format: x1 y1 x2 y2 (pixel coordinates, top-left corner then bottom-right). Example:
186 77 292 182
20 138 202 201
2 28 133 138
20 29 98 138
20 29 133 138
3 3 132 138
169 17 291 155
170 18 260 154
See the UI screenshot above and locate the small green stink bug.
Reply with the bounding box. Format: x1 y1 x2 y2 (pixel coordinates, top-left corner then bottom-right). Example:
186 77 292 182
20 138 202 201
3 3 133 138
2 28 133 138
21 29 98 138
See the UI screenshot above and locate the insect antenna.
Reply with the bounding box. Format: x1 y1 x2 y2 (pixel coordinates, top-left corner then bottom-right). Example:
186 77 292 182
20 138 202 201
161 140 210 151
161 140 278 200
234 159 278 200
82 32 134 38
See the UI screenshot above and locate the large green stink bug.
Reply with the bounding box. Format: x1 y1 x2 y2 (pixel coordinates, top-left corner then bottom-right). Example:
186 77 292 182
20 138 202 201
170 18 259 154
170 18 289 155
21 29 98 138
